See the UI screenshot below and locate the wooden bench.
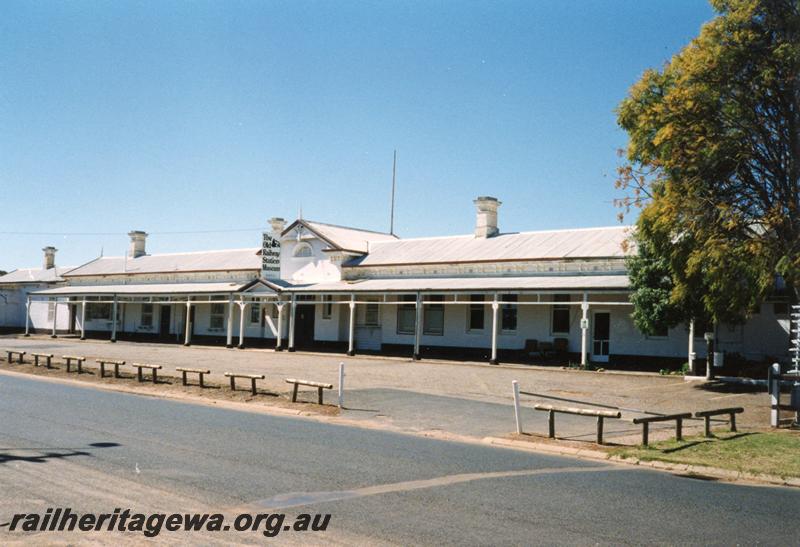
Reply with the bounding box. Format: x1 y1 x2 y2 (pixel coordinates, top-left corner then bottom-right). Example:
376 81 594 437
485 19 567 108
695 407 744 437
62 355 86 373
6 350 25 364
632 412 693 446
176 367 211 387
31 352 54 368
285 378 334 405
533 403 621 445
132 363 162 383
96 359 126 378
225 372 265 395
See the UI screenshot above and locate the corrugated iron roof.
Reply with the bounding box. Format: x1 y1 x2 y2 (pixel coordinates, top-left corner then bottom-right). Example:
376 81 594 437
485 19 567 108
285 274 629 293
0 266 74 284
346 226 634 267
290 220 398 253
63 248 261 277
32 281 263 296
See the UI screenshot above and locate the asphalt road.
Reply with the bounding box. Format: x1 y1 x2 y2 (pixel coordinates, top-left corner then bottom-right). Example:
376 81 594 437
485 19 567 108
0 374 798 545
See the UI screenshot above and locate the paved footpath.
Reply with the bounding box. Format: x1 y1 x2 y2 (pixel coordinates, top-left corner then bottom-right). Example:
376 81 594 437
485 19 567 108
0 335 770 443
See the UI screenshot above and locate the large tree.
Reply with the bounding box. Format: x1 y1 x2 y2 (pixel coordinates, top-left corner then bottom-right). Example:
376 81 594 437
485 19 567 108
617 0 800 334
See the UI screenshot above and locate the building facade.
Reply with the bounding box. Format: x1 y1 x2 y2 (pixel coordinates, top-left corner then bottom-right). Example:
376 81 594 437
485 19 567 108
6 196 792 369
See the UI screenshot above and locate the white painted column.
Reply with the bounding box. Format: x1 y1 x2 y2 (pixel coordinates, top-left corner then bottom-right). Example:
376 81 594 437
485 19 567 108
238 301 248 349
580 292 589 367
111 296 118 342
24 295 31 336
51 298 58 338
275 302 284 351
347 294 356 356
288 294 296 352
80 298 87 340
688 319 695 374
413 293 422 360
226 296 234 348
490 294 499 364
184 299 192 346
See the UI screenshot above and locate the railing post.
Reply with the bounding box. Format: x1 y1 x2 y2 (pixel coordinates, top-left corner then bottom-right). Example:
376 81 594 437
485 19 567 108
770 363 781 427
512 380 522 434
642 422 649 446
548 409 555 438
676 417 683 441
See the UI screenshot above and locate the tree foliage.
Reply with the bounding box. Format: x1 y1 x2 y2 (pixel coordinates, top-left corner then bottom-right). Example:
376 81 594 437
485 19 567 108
617 0 800 333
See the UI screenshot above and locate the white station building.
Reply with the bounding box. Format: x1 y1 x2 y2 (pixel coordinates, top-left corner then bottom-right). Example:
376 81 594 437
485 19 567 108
0 196 791 369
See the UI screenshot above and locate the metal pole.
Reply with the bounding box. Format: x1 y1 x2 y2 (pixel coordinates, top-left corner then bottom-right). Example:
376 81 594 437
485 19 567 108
275 303 284 351
111 296 118 342
226 296 234 348
580 292 589 367
238 301 247 349
80 298 86 340
490 294 499 364
51 299 58 338
288 294 296 351
347 295 356 356
512 380 522 434
413 292 422 360
184 300 192 346
688 319 695 374
24 295 31 336
338 362 345 409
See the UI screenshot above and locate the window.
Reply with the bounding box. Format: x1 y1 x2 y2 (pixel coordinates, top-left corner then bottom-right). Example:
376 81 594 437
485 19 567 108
423 295 444 335
47 302 55 321
501 295 517 331
397 295 416 334
322 296 332 319
468 295 485 330
293 242 313 258
552 294 570 334
364 301 380 327
141 304 153 328
649 324 668 338
88 303 112 321
210 303 225 330
250 303 261 324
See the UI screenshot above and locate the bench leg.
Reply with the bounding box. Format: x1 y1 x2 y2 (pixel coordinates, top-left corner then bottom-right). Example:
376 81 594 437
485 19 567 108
730 412 737 433
6 353 10 364
181 371 187 386
548 410 555 438
100 364 105 378
676 418 683 442
34 356 39 367
46 357 51 369
113 364 120 378
66 361 71 373
18 354 23 364
199 374 204 388
77 362 82 373
642 423 649 447
704 416 711 437
137 368 143 382
596 416 604 445
292 383 299 403
230 377 236 391
251 378 257 396
317 386 323 405
152 369 158 383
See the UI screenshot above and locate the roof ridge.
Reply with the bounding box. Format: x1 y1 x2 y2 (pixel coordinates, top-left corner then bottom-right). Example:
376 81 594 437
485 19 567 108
369 225 632 245
303 219 397 237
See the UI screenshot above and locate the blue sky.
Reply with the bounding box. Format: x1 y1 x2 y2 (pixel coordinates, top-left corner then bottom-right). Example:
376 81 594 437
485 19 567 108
0 0 715 271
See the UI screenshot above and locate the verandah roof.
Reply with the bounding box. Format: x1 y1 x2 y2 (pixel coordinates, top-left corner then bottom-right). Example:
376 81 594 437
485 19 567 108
30 280 279 297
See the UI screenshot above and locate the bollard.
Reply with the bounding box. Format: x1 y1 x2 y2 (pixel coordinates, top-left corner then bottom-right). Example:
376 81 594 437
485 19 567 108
770 363 781 427
338 362 345 409
512 380 522 434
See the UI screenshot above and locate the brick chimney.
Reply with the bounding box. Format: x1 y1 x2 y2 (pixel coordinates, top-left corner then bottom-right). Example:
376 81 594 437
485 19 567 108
128 231 148 258
474 196 501 238
42 246 57 270
269 217 286 236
